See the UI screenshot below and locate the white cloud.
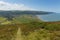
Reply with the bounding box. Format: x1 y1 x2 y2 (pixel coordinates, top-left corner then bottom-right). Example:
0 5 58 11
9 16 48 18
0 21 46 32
0 1 36 10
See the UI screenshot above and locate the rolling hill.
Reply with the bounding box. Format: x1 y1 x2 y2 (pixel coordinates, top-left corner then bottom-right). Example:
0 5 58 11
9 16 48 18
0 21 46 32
0 10 52 21
0 11 60 40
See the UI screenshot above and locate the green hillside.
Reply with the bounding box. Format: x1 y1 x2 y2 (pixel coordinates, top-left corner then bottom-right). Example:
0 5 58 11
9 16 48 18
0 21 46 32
0 11 60 40
0 21 60 40
13 15 41 24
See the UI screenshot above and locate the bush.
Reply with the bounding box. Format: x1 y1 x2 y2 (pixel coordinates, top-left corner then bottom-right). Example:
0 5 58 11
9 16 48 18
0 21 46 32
23 29 52 40
45 24 60 31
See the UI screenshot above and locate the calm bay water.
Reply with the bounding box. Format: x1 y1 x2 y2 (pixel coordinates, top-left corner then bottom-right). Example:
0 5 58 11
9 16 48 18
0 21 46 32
37 13 60 22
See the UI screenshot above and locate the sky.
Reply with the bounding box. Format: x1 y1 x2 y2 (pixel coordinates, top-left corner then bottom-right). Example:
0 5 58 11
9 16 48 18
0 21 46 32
0 0 60 13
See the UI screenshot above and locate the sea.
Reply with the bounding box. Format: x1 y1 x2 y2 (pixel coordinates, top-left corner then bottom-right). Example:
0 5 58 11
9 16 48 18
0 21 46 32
37 13 60 22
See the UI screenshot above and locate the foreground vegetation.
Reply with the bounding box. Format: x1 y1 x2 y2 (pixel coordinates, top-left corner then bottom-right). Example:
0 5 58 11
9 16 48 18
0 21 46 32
0 21 60 40
0 15 60 40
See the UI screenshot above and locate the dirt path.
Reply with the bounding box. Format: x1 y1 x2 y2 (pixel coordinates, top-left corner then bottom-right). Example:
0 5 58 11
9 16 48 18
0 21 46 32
11 28 23 40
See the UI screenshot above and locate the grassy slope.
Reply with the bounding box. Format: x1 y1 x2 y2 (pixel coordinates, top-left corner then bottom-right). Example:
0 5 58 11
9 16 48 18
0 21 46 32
19 22 60 40
0 15 60 40
0 24 18 40
0 22 60 40
0 17 12 25
13 15 41 24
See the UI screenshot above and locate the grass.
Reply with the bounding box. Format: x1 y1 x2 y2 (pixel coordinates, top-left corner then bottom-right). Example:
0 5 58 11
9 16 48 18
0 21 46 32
0 17 6 21
23 29 51 40
0 22 60 40
0 15 60 40
24 30 60 40
1 21 12 25
18 21 60 40
0 24 18 40
13 15 41 24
